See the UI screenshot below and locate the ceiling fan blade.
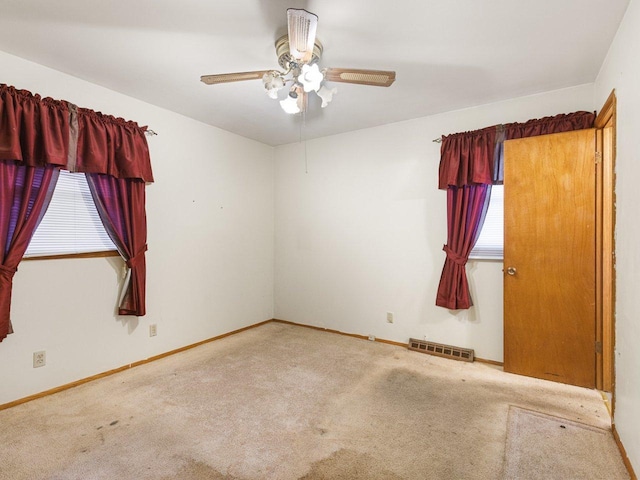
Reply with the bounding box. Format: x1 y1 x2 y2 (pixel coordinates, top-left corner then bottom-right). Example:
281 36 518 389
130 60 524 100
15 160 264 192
287 8 318 63
324 68 396 87
200 71 271 85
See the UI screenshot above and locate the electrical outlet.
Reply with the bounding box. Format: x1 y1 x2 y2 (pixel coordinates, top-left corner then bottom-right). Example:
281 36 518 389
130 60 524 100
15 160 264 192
33 351 46 368
149 324 157 337
386 312 394 323
368 335 376 341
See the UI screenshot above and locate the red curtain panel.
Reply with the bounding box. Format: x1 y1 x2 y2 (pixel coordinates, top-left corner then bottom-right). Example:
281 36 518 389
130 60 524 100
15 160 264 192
436 183 491 309
0 164 59 341
87 174 148 316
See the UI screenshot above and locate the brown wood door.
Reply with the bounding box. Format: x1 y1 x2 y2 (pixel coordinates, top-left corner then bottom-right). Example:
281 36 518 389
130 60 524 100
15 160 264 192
503 129 596 388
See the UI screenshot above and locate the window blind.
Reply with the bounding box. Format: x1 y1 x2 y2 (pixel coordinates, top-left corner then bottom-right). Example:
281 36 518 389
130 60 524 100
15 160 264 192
469 185 503 260
25 170 116 258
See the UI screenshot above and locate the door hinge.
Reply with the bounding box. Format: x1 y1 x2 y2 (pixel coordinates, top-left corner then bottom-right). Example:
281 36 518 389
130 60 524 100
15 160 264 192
595 151 602 164
595 341 603 354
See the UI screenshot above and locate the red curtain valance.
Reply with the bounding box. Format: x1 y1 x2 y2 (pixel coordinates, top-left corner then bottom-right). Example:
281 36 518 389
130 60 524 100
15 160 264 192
503 111 595 140
438 126 496 189
0 84 154 182
438 110 595 189
0 85 70 167
76 108 154 182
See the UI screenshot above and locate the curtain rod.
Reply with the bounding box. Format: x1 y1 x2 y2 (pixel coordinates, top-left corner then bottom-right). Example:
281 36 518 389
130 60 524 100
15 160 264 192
433 137 442 143
145 129 158 136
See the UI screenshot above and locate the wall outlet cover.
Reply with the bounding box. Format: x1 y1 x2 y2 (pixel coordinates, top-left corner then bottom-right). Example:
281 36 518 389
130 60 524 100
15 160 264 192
33 351 46 368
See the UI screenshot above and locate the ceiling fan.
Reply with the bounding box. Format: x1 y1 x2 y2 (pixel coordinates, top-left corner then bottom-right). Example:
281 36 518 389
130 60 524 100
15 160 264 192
200 8 396 115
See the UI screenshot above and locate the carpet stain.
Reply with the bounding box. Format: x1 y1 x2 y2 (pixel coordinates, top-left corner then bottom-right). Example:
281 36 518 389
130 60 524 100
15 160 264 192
299 449 403 480
163 459 238 479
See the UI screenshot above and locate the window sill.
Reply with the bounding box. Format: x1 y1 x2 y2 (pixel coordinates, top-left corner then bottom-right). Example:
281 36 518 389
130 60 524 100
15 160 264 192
22 250 120 261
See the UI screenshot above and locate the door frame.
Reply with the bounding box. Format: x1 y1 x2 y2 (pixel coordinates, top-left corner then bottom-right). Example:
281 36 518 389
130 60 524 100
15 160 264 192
595 90 616 398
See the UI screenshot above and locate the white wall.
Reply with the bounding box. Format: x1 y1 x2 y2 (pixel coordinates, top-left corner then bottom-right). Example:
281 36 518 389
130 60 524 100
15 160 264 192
595 0 640 472
274 84 595 362
0 51 275 405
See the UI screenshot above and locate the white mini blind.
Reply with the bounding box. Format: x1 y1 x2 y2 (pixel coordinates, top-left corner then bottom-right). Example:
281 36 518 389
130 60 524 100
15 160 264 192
469 184 503 260
25 170 117 258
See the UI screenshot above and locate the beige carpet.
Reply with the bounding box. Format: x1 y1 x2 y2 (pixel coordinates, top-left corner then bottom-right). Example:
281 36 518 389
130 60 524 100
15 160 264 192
0 322 628 479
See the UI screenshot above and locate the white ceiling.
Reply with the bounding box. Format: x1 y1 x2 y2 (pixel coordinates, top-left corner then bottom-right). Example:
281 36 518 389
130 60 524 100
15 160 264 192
0 0 629 146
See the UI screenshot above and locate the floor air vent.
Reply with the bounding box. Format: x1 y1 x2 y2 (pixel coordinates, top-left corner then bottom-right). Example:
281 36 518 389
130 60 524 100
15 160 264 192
408 338 474 362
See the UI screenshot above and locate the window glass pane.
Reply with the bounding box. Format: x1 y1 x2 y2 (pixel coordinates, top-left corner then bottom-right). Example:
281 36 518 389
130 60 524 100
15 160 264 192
25 170 116 258
469 185 503 260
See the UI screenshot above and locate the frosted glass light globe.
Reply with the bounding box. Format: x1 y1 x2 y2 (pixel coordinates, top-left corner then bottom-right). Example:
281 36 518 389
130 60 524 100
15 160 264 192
263 72 285 99
317 85 338 108
280 95 301 114
299 64 323 92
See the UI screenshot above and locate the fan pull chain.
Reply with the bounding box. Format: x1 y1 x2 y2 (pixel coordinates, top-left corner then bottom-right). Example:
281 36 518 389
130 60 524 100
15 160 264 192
300 110 308 174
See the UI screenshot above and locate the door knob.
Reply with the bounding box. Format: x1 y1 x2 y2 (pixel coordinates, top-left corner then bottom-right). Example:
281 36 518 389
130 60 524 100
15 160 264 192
506 266 517 276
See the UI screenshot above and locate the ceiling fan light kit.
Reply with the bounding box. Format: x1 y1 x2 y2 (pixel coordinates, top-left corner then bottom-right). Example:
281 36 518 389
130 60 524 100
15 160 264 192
200 8 396 116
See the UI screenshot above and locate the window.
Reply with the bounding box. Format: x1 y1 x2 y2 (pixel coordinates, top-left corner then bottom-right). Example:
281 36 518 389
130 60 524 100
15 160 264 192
469 185 503 260
24 170 117 258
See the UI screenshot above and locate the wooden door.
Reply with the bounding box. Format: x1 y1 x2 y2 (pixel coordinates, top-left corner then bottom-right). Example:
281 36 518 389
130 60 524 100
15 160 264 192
503 129 596 388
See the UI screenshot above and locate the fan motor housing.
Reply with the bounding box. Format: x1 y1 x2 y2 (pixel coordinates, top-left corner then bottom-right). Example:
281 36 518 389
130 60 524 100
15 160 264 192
275 34 323 69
